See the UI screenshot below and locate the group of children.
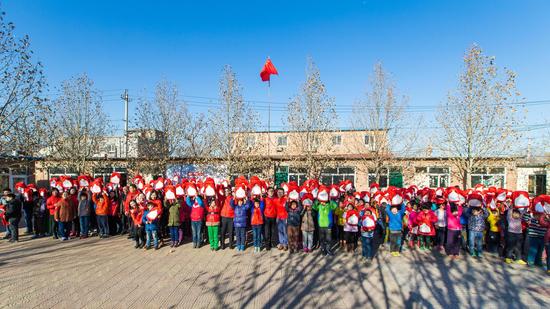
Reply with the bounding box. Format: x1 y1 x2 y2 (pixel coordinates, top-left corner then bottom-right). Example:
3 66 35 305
1 175 549 274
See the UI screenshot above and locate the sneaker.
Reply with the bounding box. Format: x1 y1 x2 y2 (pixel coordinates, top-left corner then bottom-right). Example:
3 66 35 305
303 248 309 253
516 260 527 265
395 252 401 257
505 258 513 264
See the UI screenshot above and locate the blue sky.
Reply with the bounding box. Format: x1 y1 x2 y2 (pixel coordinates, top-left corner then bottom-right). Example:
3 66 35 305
4 0 550 144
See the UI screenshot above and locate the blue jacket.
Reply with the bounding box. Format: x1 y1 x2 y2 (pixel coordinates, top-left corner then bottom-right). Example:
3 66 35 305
142 210 159 231
231 198 252 228
286 203 303 227
385 204 406 231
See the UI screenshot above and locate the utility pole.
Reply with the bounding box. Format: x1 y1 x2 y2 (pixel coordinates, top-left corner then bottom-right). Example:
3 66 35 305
121 89 129 159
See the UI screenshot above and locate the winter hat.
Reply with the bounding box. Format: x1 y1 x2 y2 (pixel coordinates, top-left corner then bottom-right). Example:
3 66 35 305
175 184 185 197
287 183 300 201
495 189 507 202
532 195 550 214
235 184 247 200
165 185 176 200
302 193 314 206
369 183 380 196
186 182 198 197
511 191 530 209
204 177 216 197
110 172 121 185
446 187 461 204
388 188 404 206
78 175 91 188
329 185 340 200
317 186 329 202
467 192 483 208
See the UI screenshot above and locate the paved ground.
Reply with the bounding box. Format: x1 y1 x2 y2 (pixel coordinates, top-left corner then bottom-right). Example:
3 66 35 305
0 232 548 309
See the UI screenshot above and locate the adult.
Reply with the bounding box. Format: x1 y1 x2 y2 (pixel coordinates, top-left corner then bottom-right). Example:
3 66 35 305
4 193 22 243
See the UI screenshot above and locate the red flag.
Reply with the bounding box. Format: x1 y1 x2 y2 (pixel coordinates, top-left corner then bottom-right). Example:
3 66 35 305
260 58 278 82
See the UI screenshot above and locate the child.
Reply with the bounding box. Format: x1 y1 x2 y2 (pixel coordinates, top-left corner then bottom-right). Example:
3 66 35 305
250 198 264 253
55 191 75 241
276 188 289 251
434 203 447 251
385 202 406 256
445 203 463 259
360 207 378 263
537 213 550 273
407 203 419 250
524 209 547 267
286 200 303 253
77 188 92 238
505 208 526 264
467 206 488 257
231 197 252 251
486 206 501 254
46 189 62 239
186 195 205 248
92 192 110 238
301 199 315 253
31 191 47 238
142 202 159 250
415 203 437 251
165 198 181 248
130 200 145 248
343 203 359 253
206 199 220 251
312 192 338 256
334 203 346 249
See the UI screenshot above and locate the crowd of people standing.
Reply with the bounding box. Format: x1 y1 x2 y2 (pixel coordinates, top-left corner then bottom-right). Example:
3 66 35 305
0 174 549 274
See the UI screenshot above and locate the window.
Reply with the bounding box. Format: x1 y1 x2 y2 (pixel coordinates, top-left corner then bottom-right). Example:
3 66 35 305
414 166 449 188
364 135 372 145
470 167 506 188
108 144 116 153
288 167 307 185
277 135 288 147
332 135 342 146
274 165 289 186
369 168 388 188
320 166 355 185
245 136 256 148
528 174 546 195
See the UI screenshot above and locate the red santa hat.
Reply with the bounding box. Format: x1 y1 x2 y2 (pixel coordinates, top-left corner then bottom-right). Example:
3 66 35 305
23 187 33 202
132 174 145 190
216 184 225 197
361 191 370 203
474 184 485 192
234 175 249 189
495 189 507 202
60 176 74 190
90 179 103 194
165 185 176 200
317 185 329 202
143 185 153 200
38 188 48 198
234 184 247 200
203 177 216 197
221 179 230 188
186 182 198 197
175 184 185 197
110 172 121 185
14 182 26 193
49 177 58 189
171 175 180 185
467 192 483 208
78 175 91 188
339 180 353 193
287 183 300 201
302 193 314 206
511 191 530 209
532 195 550 214
369 183 380 195
485 193 497 210
361 211 377 232
329 185 340 200
420 188 434 203
388 188 404 206
249 176 263 198
154 177 165 190
446 187 461 204
146 209 159 221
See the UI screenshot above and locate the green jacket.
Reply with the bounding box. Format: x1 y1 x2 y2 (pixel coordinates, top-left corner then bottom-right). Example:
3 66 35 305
312 200 338 228
165 201 181 227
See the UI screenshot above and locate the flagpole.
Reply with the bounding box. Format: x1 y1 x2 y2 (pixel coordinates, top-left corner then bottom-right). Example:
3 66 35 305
267 80 271 157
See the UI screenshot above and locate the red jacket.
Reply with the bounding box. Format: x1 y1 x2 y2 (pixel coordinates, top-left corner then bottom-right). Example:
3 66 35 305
206 203 220 226
264 197 278 218
130 208 143 226
109 199 119 216
124 190 139 213
251 205 264 225
187 197 205 222
46 195 62 215
415 210 437 236
220 196 234 218
276 197 288 220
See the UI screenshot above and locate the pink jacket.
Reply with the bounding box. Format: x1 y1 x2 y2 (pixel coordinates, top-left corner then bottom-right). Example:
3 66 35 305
446 204 463 231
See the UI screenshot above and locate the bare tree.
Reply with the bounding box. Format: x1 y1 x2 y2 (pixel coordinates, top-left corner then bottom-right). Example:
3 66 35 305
285 58 337 179
207 65 262 177
436 44 521 188
0 8 47 156
133 79 208 175
44 74 110 173
350 62 417 186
